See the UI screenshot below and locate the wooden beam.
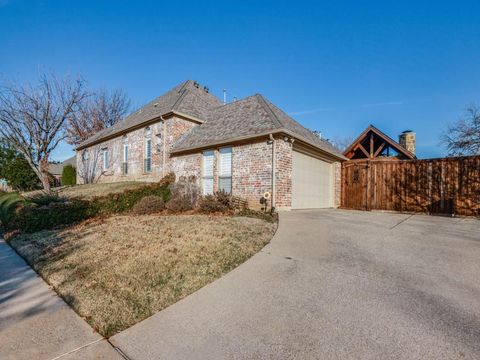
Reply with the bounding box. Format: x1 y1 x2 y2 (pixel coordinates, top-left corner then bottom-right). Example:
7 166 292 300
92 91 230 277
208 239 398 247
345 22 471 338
369 133 374 158
357 143 370 158
374 142 386 157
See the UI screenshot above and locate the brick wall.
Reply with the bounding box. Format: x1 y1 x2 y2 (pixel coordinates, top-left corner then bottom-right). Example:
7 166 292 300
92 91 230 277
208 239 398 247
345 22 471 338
76 116 198 184
333 161 341 207
275 139 293 209
231 141 273 209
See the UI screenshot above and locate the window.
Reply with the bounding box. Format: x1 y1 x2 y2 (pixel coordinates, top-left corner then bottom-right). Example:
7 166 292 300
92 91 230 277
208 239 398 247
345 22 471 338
219 147 232 194
144 128 152 173
122 137 128 175
82 150 89 162
202 150 214 195
102 148 109 171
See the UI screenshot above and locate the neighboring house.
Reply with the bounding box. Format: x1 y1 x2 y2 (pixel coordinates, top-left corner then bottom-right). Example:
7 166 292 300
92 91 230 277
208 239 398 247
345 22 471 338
343 125 416 160
76 80 346 210
48 155 77 186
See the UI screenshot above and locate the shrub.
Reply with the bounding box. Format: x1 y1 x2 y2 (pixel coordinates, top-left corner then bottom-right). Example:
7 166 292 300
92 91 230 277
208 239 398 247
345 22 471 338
27 192 67 206
199 191 233 213
92 182 170 214
214 190 233 208
164 177 199 213
158 172 176 187
132 195 165 215
236 208 278 223
165 195 194 212
62 165 77 186
0 193 24 227
13 199 93 233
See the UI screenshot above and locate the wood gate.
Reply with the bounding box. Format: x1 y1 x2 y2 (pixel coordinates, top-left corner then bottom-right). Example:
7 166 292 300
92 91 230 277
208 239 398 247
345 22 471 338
341 156 480 217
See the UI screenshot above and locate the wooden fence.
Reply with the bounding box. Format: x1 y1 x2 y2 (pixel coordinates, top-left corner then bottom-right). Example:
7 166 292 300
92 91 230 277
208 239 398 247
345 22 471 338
341 156 480 217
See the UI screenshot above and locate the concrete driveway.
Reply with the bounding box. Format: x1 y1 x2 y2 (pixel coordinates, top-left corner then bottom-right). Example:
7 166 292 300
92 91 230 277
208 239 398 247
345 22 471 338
111 210 480 359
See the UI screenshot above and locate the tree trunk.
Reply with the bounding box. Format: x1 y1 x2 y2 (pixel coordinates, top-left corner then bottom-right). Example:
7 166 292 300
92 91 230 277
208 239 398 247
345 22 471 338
40 171 51 192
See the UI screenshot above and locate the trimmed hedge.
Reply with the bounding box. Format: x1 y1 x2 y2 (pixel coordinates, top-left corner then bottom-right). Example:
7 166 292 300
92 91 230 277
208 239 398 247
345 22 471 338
0 192 24 226
132 195 165 215
13 200 93 233
6 174 175 233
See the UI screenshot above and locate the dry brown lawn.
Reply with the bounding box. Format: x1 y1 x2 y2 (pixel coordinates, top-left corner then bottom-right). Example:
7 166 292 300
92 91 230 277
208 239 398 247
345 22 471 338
23 181 148 199
10 214 276 337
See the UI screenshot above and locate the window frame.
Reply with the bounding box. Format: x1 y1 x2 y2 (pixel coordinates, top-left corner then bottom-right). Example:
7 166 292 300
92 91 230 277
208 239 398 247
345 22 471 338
202 150 214 195
102 148 109 172
218 147 232 194
144 128 152 173
122 137 128 175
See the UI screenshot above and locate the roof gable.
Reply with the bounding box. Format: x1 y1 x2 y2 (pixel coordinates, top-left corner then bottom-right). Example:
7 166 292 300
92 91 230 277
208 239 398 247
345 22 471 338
343 125 416 160
77 80 222 149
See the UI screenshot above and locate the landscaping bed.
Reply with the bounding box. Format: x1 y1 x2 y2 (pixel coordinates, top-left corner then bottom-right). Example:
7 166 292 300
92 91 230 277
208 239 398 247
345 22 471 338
9 214 276 337
22 181 149 200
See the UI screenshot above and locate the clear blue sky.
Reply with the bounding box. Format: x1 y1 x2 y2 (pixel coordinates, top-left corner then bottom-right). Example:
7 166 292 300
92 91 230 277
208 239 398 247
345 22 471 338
1 0 479 160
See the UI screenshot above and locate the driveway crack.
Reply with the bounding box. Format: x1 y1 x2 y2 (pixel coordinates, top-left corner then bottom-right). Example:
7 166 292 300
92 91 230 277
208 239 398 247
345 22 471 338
390 214 414 230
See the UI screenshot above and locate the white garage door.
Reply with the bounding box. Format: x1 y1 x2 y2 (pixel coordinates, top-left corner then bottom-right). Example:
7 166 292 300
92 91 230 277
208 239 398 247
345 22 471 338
292 150 334 209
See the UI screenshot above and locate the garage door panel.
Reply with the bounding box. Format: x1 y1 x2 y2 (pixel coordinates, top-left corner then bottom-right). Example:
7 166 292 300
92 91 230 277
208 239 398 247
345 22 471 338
292 151 333 209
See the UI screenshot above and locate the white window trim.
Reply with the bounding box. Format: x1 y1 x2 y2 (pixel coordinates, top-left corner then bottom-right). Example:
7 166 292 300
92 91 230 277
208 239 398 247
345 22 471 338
218 147 232 194
202 150 214 195
102 148 109 171
122 140 128 175
144 138 152 173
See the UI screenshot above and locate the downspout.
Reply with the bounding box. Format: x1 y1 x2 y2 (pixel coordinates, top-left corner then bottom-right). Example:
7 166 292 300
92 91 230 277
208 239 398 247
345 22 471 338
269 134 276 211
161 115 167 177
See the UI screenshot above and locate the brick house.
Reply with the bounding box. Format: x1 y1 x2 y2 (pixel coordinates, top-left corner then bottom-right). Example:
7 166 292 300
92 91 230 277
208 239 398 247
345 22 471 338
76 80 346 210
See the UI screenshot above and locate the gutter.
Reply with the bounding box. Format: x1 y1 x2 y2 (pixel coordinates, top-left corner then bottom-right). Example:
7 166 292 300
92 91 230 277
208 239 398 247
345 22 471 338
269 134 276 210
171 128 347 162
161 115 166 176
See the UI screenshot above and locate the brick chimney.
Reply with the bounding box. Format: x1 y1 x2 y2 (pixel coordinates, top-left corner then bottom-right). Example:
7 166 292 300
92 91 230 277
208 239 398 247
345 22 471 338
399 130 416 155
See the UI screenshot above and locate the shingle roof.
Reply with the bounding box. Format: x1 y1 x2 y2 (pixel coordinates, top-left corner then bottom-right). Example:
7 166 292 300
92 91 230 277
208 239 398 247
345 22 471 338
172 94 345 159
77 80 222 149
77 80 345 160
48 155 77 175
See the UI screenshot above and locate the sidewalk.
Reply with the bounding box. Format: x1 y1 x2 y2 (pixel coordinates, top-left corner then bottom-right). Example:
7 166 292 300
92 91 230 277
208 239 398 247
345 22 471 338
0 238 122 360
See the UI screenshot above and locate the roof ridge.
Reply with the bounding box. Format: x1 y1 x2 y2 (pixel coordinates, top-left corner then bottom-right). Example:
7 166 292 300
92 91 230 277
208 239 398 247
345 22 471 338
171 80 192 111
208 94 260 110
255 94 283 129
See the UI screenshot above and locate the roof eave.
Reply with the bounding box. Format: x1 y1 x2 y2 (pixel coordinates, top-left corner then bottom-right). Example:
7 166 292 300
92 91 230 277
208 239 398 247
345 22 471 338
75 111 205 151
171 128 347 161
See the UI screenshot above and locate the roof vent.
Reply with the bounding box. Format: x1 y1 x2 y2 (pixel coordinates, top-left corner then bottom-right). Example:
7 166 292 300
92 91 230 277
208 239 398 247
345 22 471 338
193 81 199 88
153 102 159 107
203 86 209 93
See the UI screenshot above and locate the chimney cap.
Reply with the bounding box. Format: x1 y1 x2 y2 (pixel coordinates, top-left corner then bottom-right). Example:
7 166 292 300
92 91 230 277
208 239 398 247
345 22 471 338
402 130 414 134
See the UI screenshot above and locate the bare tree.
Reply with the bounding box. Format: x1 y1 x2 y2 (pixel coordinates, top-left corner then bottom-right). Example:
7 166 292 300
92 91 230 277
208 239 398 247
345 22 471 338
77 145 103 184
67 89 131 146
0 74 87 192
442 105 480 156
331 136 354 152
